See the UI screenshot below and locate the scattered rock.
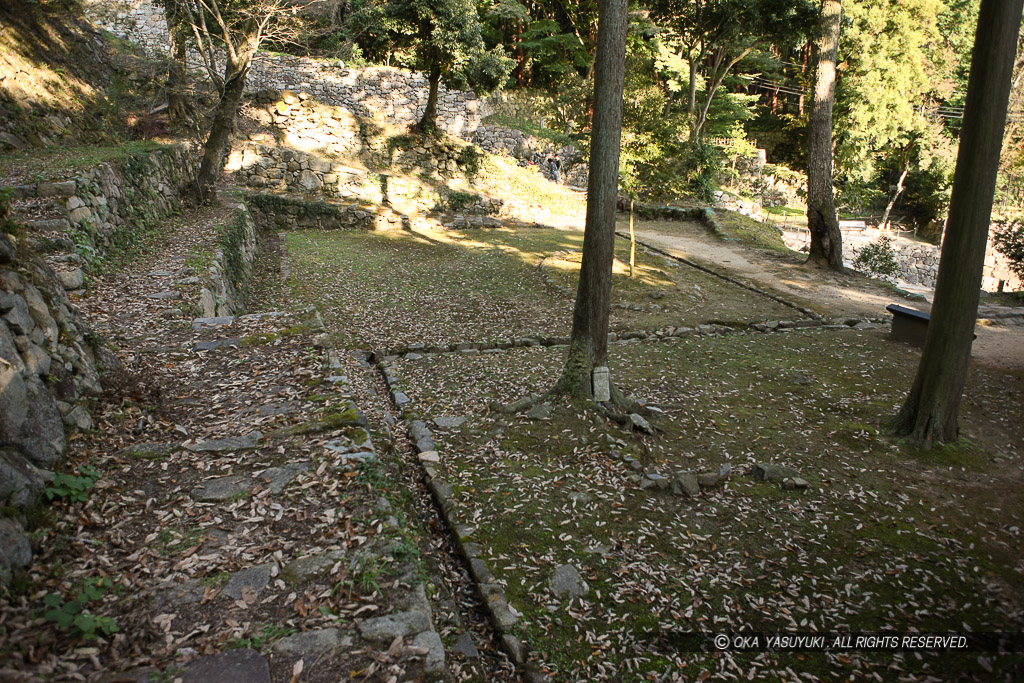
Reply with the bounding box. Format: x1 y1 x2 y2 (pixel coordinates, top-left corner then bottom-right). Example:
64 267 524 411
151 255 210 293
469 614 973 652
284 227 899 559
180 648 270 683
281 550 345 584
432 416 466 429
550 564 589 599
412 630 446 674
190 474 251 503
781 477 810 490
527 403 552 421
629 413 654 434
696 471 721 489
753 463 802 482
671 471 701 497
115 442 178 459
223 563 275 600
417 450 440 464
273 628 349 659
144 290 181 300
357 610 431 643
186 431 262 453
191 316 235 331
454 632 479 659
256 462 309 494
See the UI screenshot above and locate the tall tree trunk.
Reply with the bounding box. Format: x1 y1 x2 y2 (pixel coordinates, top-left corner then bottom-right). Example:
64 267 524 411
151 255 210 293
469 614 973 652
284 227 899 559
879 161 910 231
554 0 628 398
162 1 190 126
687 58 699 143
167 35 190 125
805 0 844 270
892 0 1023 447
195 66 248 203
418 69 441 134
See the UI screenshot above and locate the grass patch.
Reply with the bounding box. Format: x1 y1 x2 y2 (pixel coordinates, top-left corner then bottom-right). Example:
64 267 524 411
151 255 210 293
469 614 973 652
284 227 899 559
394 328 1023 680
0 141 170 184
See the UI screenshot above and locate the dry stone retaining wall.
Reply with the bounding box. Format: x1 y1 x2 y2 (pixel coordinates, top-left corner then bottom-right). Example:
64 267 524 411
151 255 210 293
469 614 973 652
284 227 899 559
82 0 482 137
0 233 120 586
10 145 196 274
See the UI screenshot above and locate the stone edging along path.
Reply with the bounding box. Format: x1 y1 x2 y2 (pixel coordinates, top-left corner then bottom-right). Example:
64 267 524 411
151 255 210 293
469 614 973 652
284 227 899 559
370 321 887 681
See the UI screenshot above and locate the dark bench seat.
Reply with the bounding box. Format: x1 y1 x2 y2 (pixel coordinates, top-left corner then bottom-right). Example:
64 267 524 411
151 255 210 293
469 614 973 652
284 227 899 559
886 304 930 347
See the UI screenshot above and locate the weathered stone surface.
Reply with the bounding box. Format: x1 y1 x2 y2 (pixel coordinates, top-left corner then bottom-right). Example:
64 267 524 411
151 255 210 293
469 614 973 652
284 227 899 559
753 463 801 482
273 628 349 658
115 442 179 459
37 181 77 198
186 431 262 453
417 450 440 464
781 477 810 490
144 290 181 300
527 403 552 421
412 630 446 674
432 416 467 429
190 474 251 502
17 377 65 468
192 316 235 331
280 550 345 584
357 611 431 643
629 413 654 434
256 462 309 494
2 294 33 335
56 269 84 290
550 564 588 599
223 563 274 600
0 361 28 443
696 472 721 489
0 234 15 264
454 632 479 659
62 405 93 430
671 471 701 497
0 448 52 507
0 517 31 586
592 366 611 402
181 648 270 683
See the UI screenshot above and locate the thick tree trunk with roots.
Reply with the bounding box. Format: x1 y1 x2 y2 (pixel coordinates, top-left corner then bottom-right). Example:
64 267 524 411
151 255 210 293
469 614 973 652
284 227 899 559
194 66 248 203
805 0 844 271
892 0 1023 448
416 69 441 135
552 0 628 401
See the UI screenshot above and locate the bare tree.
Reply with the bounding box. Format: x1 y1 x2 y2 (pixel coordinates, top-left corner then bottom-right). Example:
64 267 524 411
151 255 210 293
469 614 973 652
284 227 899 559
805 0 843 270
892 0 1024 447
171 0 310 202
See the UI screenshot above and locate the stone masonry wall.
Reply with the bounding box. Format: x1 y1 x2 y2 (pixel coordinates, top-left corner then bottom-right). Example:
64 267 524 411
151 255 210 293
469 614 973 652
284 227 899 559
0 145 197 584
82 0 483 137
8 145 196 291
0 231 120 586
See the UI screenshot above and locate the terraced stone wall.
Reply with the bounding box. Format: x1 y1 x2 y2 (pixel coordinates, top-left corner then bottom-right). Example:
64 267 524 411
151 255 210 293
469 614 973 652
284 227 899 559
83 0 483 137
0 229 120 587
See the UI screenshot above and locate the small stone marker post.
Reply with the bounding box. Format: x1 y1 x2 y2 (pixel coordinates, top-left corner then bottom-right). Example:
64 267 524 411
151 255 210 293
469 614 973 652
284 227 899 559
593 366 611 402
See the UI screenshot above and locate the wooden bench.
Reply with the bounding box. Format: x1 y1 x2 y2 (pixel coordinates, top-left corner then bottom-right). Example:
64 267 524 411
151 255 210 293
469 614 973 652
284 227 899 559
886 304 930 347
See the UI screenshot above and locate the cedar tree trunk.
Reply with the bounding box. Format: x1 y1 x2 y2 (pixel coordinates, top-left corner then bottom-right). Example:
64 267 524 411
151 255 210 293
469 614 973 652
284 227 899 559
553 0 628 398
892 0 1023 447
805 0 844 270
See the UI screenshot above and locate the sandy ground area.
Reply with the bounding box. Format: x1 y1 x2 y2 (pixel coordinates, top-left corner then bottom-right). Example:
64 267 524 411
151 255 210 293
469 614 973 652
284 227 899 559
624 218 1024 373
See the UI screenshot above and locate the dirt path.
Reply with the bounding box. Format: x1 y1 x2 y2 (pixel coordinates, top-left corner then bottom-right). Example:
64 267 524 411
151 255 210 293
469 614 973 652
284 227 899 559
621 217 1024 373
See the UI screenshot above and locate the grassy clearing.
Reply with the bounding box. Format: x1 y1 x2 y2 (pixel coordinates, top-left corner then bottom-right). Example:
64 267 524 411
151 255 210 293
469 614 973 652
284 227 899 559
283 225 801 350
391 328 1024 680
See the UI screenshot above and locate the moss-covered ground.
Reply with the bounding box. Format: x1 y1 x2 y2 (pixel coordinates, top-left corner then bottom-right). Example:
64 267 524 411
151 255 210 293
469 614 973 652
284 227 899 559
279 212 1024 680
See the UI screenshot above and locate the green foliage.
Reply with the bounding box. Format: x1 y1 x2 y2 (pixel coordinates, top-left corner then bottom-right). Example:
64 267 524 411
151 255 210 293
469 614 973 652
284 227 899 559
386 0 514 105
852 235 902 282
45 464 101 503
991 222 1024 283
40 577 118 640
